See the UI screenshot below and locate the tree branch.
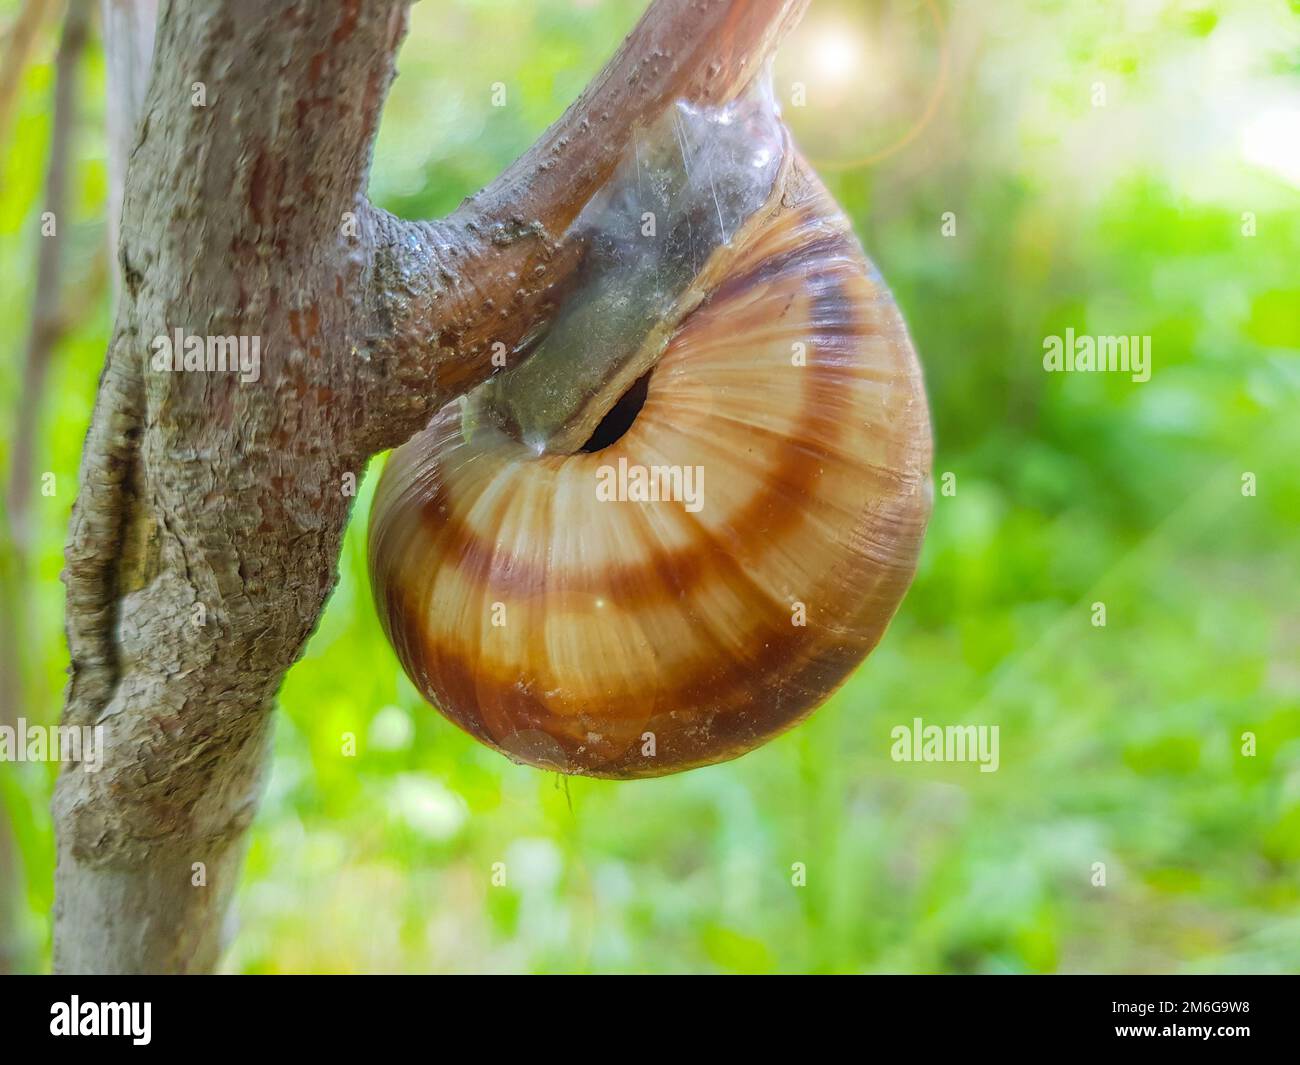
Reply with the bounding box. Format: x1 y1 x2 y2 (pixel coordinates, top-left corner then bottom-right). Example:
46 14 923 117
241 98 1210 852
356 0 808 454
466 0 806 232
54 0 807 973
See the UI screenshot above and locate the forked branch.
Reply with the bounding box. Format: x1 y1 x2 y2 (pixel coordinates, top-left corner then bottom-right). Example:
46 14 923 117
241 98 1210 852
54 0 807 974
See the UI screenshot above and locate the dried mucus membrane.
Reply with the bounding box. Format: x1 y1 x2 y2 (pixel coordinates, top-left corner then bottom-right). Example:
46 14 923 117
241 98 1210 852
471 73 787 454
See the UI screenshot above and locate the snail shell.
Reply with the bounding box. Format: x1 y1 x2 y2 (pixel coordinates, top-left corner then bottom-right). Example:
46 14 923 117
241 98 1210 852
369 85 932 778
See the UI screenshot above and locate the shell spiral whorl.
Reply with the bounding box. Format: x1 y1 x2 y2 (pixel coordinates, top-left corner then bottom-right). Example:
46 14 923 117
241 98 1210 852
369 80 932 778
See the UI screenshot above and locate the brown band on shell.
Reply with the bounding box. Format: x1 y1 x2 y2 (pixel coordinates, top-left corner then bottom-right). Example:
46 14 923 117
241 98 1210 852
408 232 873 607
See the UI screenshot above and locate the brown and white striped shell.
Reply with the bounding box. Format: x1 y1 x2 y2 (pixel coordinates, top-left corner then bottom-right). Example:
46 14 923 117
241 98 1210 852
369 87 931 778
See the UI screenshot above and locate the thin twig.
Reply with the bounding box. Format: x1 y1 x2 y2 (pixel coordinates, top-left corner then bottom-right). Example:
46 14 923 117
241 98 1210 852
0 0 53 170
5 0 90 549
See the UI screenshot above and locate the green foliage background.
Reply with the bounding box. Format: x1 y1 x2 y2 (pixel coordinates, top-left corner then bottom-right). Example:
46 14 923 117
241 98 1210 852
1 0 1298 973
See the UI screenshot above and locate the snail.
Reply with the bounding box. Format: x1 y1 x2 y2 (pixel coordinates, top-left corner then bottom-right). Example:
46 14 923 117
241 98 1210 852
368 72 932 778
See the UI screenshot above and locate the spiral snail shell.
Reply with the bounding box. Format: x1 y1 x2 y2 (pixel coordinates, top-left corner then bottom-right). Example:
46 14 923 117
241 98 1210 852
368 75 932 778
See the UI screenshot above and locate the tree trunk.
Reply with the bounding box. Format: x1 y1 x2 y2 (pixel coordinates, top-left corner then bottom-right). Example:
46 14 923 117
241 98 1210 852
53 0 806 974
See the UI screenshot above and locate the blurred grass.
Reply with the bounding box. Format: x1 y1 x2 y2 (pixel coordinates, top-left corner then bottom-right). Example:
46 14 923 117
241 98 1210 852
1 0 1298 973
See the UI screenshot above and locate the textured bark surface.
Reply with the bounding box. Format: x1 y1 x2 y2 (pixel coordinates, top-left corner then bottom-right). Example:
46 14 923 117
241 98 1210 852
53 0 807 973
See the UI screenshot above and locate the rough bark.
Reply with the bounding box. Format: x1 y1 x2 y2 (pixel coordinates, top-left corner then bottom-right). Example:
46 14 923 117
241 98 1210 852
53 0 806 974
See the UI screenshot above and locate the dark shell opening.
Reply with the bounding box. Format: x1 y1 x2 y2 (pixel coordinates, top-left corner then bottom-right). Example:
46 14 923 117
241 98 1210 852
579 369 652 453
